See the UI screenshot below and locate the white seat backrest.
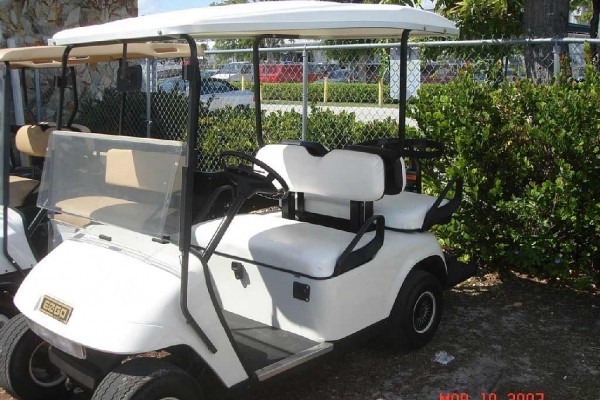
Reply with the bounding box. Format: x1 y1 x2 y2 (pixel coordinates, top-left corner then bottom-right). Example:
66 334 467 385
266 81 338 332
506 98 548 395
256 144 385 201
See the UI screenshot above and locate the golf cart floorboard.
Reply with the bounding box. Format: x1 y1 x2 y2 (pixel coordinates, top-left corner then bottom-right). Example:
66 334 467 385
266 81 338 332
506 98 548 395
223 310 328 373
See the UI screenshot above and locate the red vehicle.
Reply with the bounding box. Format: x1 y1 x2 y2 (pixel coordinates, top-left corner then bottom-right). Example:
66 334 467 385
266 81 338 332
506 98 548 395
260 64 322 83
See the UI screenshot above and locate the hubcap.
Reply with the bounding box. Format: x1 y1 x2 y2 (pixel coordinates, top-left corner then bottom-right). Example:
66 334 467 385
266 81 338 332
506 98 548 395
412 291 436 334
28 342 65 388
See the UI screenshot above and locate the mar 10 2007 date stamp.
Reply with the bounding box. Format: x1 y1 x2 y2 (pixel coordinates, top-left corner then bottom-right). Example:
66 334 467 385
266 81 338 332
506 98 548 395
439 393 545 400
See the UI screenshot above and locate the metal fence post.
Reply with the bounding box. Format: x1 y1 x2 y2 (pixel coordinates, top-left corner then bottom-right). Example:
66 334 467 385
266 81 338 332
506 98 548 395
301 45 308 141
145 57 152 138
553 42 561 82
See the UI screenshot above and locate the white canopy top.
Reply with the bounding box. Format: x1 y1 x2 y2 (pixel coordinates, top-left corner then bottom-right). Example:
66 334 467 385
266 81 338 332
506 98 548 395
51 1 458 46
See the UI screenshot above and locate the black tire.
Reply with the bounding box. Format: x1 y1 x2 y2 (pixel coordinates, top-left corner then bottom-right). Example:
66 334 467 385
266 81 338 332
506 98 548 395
0 314 67 400
92 358 203 400
386 269 443 351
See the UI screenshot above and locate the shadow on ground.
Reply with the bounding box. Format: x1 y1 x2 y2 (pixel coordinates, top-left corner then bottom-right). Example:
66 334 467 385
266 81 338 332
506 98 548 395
2 273 598 400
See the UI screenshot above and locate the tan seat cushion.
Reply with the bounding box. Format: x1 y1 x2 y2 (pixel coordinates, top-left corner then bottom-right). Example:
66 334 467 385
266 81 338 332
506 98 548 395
56 196 171 232
9 175 39 208
15 124 53 157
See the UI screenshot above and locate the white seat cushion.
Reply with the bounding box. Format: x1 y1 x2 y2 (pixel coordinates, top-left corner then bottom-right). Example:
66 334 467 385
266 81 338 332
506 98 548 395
192 214 374 278
304 191 449 231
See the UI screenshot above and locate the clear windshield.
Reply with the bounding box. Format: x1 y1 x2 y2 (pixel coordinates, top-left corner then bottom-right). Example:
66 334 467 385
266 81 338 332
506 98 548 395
38 131 186 238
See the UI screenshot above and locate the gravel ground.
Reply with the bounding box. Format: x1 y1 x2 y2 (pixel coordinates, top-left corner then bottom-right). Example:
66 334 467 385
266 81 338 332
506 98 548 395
2 272 598 400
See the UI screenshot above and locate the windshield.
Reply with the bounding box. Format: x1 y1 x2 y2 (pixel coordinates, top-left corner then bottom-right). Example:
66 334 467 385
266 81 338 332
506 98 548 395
38 131 186 239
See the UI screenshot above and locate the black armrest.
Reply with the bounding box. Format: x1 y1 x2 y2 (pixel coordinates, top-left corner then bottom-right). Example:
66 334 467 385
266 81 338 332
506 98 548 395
334 215 385 276
422 178 463 231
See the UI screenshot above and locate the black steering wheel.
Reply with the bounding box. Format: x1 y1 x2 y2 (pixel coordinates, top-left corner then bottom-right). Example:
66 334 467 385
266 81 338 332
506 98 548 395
219 150 289 199
359 138 444 160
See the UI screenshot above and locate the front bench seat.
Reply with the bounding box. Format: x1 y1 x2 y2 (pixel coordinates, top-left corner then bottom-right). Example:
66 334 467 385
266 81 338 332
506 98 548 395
193 144 388 278
193 213 375 278
55 148 181 229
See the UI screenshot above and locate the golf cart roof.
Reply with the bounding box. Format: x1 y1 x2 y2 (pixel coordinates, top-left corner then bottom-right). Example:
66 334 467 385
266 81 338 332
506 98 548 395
0 43 204 69
50 1 458 46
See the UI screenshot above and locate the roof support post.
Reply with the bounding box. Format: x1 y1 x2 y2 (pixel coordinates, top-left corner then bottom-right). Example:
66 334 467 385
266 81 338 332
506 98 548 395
252 38 264 147
56 46 73 129
398 29 410 151
67 67 78 129
178 34 217 354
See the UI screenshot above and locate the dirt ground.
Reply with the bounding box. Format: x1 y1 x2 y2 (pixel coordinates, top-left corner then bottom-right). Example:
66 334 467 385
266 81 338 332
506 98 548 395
2 272 599 400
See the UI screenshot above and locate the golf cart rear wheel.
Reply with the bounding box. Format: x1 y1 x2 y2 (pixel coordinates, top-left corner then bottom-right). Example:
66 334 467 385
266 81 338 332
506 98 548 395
0 314 67 400
386 269 443 351
92 358 203 400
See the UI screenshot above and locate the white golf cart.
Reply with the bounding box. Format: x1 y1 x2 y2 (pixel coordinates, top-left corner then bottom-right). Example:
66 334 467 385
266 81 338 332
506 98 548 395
0 2 476 399
0 43 202 325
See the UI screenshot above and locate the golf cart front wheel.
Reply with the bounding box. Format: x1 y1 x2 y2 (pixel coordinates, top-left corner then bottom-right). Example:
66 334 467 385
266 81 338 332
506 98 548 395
0 314 67 400
92 358 203 400
386 269 443 351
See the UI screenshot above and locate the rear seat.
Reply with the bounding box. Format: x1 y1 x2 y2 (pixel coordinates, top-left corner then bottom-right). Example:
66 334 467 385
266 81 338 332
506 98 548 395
303 191 449 231
296 144 461 232
192 144 386 278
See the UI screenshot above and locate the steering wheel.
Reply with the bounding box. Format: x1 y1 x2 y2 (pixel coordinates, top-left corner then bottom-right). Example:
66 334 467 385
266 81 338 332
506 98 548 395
358 138 444 160
219 150 289 199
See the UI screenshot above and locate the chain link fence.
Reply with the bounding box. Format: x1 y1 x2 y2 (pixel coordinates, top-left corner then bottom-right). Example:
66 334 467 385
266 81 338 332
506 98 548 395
15 37 597 171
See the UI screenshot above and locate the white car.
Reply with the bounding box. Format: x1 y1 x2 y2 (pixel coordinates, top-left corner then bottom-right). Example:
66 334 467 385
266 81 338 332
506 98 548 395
212 61 253 82
159 76 254 111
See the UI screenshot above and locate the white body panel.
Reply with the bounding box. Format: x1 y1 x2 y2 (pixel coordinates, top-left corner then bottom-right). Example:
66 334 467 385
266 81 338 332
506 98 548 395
14 225 248 387
207 228 444 341
0 207 37 273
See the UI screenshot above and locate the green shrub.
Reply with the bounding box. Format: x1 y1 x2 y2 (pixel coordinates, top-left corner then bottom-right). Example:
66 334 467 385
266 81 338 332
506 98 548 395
231 82 394 104
410 68 600 285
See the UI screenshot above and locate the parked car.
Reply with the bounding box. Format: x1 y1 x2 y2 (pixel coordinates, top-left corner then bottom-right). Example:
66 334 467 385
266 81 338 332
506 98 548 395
259 63 323 83
319 68 358 83
201 69 218 79
159 77 254 111
212 61 253 82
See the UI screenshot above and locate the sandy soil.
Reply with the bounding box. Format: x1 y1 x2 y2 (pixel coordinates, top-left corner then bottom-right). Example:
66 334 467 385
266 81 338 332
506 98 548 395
2 272 598 400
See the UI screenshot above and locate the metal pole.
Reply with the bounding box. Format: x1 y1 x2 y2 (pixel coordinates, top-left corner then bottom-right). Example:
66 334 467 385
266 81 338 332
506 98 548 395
145 58 152 138
57 46 73 129
398 30 410 151
301 45 308 141
7 39 25 128
252 38 264 147
553 42 561 83
34 69 42 122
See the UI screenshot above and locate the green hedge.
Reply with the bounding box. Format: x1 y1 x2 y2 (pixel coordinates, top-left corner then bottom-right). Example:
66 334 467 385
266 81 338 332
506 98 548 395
410 68 600 287
232 82 394 104
199 107 399 171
